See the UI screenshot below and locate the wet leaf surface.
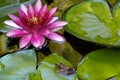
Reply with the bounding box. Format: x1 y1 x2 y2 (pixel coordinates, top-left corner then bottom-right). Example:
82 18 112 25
77 48 120 80
0 49 37 80
38 53 78 80
62 0 120 47
108 75 120 80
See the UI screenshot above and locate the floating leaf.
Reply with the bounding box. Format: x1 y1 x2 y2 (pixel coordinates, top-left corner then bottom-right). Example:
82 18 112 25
77 48 120 80
28 71 42 80
62 0 120 47
38 53 78 80
108 75 120 80
0 49 37 80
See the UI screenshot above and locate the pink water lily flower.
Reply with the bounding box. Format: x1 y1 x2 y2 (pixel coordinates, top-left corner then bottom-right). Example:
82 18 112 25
4 0 67 49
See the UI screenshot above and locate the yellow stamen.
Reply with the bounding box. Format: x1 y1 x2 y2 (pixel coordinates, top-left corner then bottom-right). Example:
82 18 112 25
31 17 39 24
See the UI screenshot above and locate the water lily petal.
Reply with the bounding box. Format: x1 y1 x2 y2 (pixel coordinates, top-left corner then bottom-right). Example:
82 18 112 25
28 4 34 17
8 14 24 27
34 0 42 13
6 30 28 37
48 7 57 17
44 7 57 24
8 14 32 32
4 20 22 29
51 27 63 32
38 4 47 17
40 29 50 35
18 9 27 22
48 17 59 24
31 25 40 31
47 21 67 29
45 32 65 43
20 4 28 15
19 34 32 48
31 33 45 48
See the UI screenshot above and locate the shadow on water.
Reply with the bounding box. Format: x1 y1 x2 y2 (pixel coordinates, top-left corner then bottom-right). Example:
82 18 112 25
64 31 106 56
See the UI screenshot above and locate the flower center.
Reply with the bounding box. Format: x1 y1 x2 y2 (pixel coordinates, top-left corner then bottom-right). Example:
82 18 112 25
28 16 44 25
30 17 39 24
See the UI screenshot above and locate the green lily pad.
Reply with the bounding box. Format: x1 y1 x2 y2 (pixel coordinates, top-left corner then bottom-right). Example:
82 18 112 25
38 53 78 80
0 49 37 80
28 71 42 80
62 0 120 47
108 75 120 80
77 48 120 80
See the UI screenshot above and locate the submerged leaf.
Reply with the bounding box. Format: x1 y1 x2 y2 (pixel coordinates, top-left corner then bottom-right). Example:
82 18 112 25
48 0 83 17
0 34 8 55
49 41 82 66
107 0 116 5
0 34 18 56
